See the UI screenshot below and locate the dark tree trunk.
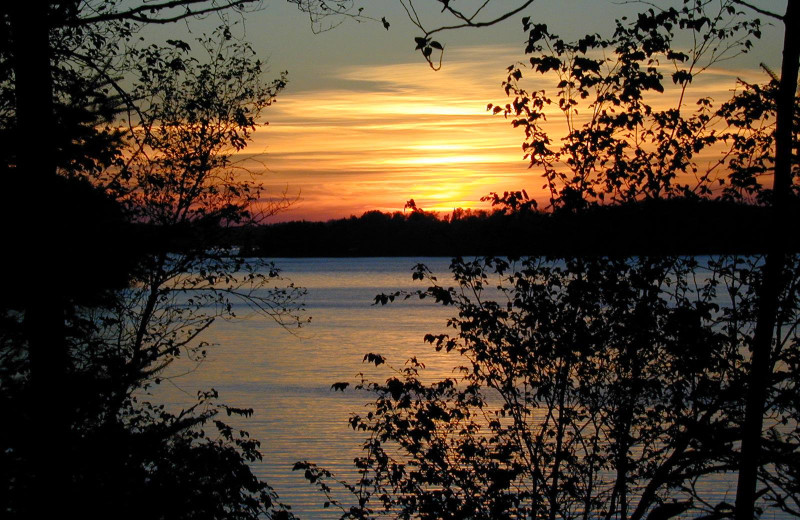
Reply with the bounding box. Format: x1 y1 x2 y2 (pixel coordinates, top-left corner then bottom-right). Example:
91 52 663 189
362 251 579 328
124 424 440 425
8 1 72 516
734 2 800 519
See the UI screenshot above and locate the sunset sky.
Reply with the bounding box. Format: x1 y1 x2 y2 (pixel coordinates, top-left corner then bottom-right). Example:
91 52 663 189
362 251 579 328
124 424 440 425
250 45 531 220
164 0 787 221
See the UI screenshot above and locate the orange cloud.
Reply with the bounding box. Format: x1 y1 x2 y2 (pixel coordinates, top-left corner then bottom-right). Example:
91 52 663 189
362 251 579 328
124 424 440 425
243 45 536 221
244 45 768 222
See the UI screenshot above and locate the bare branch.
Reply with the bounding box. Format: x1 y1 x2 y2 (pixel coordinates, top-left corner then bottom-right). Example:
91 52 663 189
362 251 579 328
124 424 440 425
731 0 784 21
72 0 260 26
423 0 536 38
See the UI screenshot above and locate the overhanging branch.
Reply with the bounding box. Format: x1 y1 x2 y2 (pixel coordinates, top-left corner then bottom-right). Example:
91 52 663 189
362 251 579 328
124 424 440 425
72 0 260 26
731 0 784 21
424 0 536 37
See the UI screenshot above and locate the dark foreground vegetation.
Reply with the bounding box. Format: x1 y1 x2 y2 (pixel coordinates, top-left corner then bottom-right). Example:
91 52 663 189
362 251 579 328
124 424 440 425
236 199 800 257
1 2 312 519
296 2 800 520
1 1 798 520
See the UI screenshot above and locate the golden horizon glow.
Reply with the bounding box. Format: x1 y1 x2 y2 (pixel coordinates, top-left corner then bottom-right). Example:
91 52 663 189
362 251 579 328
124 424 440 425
243 46 770 222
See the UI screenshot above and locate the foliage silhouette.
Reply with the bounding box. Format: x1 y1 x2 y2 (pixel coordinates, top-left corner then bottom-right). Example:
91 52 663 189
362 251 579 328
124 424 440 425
300 2 800 519
313 254 799 520
0 3 317 518
2 1 546 517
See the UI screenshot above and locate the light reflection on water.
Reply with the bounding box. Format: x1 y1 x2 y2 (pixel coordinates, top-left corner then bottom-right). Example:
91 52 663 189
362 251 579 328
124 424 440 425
149 257 783 520
152 257 458 518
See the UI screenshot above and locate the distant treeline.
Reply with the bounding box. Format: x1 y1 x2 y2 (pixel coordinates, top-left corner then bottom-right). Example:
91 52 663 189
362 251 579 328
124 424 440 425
223 199 800 257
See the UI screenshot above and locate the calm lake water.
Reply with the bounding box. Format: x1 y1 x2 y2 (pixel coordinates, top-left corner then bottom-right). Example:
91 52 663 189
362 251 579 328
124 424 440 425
150 257 784 520
153 257 458 518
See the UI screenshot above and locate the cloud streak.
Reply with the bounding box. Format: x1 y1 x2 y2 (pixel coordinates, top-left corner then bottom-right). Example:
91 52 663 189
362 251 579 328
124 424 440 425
246 45 535 221
245 44 768 222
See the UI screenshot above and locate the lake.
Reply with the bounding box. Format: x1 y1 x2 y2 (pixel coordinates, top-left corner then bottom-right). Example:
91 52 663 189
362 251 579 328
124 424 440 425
153 257 459 518
150 256 783 520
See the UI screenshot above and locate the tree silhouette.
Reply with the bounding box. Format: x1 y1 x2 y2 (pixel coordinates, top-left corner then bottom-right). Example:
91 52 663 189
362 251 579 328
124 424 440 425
731 2 799 519
0 2 318 518
2 1 551 516
489 2 800 515
304 2 800 518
